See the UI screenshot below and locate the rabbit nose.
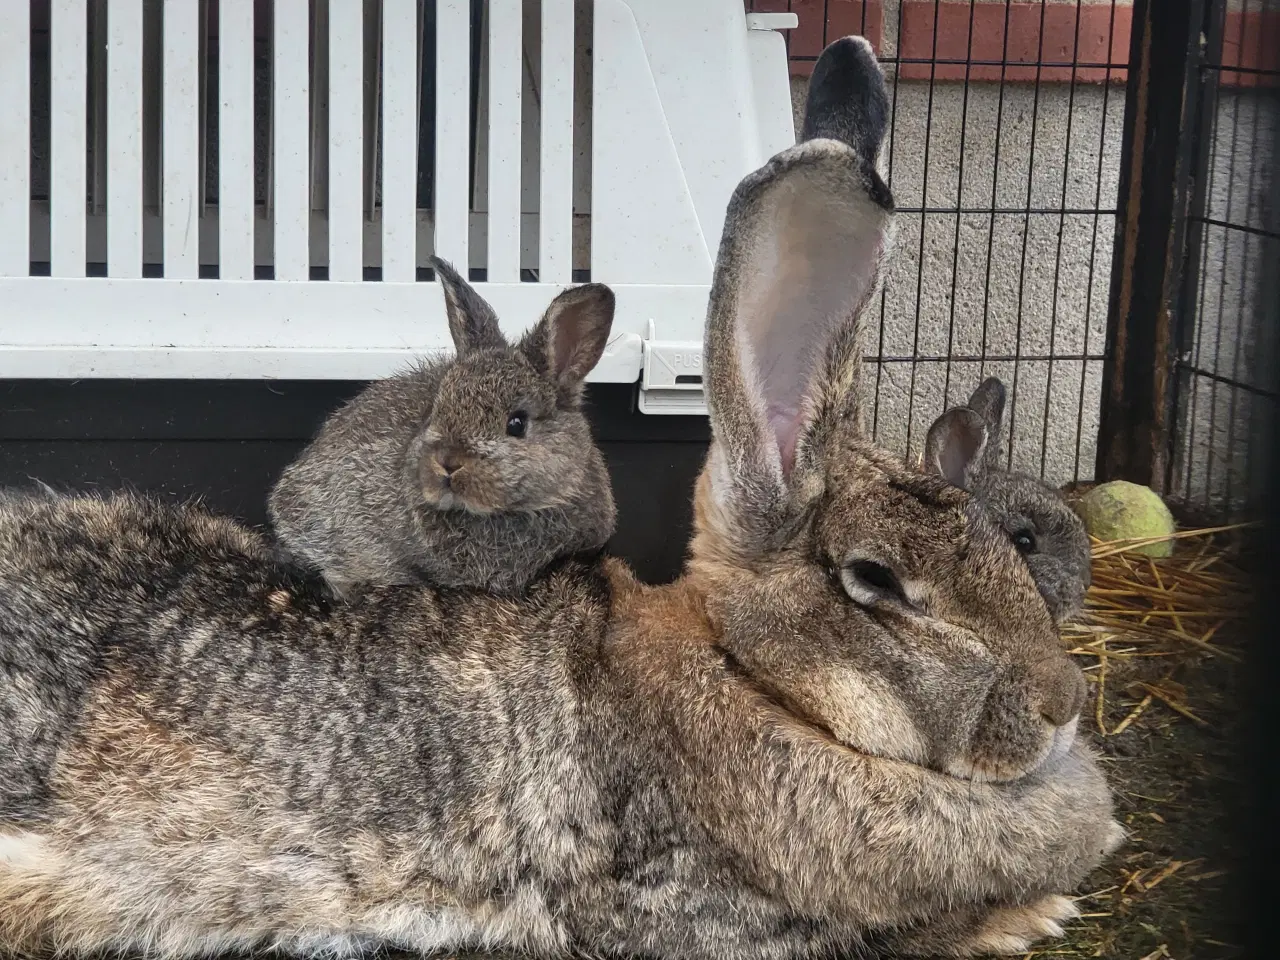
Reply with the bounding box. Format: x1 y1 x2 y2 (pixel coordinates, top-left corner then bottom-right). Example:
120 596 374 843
437 452 465 478
1032 657 1087 727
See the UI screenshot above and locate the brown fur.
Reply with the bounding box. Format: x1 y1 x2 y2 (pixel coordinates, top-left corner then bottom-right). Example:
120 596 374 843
922 377 1094 623
0 488 1117 958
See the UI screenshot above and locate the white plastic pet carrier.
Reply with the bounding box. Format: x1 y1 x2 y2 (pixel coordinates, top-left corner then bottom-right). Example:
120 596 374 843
0 0 797 413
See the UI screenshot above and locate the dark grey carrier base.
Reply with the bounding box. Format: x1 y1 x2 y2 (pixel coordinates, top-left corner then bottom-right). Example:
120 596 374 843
0 381 709 585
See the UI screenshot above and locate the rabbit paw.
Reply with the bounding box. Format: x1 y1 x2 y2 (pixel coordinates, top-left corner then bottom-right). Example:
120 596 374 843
958 895 1079 956
1104 819 1128 855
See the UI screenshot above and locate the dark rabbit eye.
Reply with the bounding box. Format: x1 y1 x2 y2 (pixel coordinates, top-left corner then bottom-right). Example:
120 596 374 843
1012 529 1037 554
506 411 528 438
850 560 902 595
839 558 910 607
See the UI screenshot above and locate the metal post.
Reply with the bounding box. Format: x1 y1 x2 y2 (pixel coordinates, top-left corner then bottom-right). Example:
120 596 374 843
1096 0 1208 488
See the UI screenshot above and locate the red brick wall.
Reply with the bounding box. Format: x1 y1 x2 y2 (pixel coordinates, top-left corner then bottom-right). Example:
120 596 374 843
747 0 1279 88
896 2 1130 83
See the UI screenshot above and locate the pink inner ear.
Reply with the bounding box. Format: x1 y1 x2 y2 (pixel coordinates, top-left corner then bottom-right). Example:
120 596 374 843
744 212 882 482
770 409 803 476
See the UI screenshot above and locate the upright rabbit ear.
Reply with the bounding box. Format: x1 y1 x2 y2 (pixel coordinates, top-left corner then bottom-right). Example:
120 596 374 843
430 256 507 356
702 36 894 553
923 407 990 489
521 284 616 402
802 34 889 166
966 376 1008 471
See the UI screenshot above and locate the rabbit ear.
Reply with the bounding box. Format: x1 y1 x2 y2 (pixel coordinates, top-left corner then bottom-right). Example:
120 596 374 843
801 35 889 167
430 256 507 355
703 36 894 551
522 284 616 400
923 407 989 488
966 377 1007 471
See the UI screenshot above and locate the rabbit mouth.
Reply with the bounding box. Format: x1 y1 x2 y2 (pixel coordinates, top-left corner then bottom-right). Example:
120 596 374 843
425 490 497 515
1025 716 1078 777
945 716 1079 784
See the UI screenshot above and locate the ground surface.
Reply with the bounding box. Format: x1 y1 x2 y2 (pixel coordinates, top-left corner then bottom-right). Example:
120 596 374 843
1060 647 1238 959
1043 511 1246 960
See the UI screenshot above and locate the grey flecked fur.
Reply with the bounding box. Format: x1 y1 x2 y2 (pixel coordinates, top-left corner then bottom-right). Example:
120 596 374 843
0 486 1116 959
268 257 617 598
923 377 1093 622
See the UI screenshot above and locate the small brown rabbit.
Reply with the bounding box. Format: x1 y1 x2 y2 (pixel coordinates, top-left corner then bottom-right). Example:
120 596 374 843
268 258 618 598
0 36 1120 960
923 377 1093 622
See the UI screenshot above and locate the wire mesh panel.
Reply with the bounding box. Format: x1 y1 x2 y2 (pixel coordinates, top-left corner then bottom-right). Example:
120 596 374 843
22 0 598 280
1169 0 1280 520
747 0 1129 488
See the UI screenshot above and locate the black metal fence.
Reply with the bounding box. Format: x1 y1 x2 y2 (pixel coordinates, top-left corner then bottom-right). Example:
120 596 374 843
1166 0 1279 520
752 0 1277 521
1096 0 1278 521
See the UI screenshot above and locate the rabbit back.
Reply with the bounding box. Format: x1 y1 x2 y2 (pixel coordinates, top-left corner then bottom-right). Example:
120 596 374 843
0 485 1117 960
0 492 615 956
268 361 449 593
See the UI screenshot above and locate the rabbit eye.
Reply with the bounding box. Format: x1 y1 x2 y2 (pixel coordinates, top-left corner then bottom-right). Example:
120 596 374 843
506 411 528 438
839 559 909 607
1012 529 1037 554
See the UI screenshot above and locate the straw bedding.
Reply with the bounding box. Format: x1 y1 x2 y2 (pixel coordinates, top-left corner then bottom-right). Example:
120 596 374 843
1047 524 1249 959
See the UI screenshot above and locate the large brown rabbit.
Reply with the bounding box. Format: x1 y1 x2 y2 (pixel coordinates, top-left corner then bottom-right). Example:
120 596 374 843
0 36 1119 960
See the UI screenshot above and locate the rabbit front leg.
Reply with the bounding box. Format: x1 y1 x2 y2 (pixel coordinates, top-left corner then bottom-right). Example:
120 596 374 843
836 745 1125 927
800 762 1122 958
695 731 1125 935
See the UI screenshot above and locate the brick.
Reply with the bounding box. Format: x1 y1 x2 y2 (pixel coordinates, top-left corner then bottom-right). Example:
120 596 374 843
897 1 1132 84
787 0 887 76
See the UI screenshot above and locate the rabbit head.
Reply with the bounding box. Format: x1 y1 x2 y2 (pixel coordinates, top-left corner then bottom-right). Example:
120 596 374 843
923 377 1093 622
406 259 616 516
689 36 1087 785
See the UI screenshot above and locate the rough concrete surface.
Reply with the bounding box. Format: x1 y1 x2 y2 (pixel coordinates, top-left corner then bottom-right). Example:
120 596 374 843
792 72 1276 501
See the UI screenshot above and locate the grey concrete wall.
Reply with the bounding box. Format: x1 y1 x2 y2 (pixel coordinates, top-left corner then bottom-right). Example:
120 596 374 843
791 71 1276 505
790 72 1124 485
1168 90 1278 514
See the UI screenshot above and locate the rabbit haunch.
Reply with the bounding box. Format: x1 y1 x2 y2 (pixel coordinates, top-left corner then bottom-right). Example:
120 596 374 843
268 258 617 599
0 35 1119 960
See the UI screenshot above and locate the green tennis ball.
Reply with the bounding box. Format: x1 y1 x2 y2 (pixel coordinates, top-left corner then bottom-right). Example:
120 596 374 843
1077 481 1176 558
